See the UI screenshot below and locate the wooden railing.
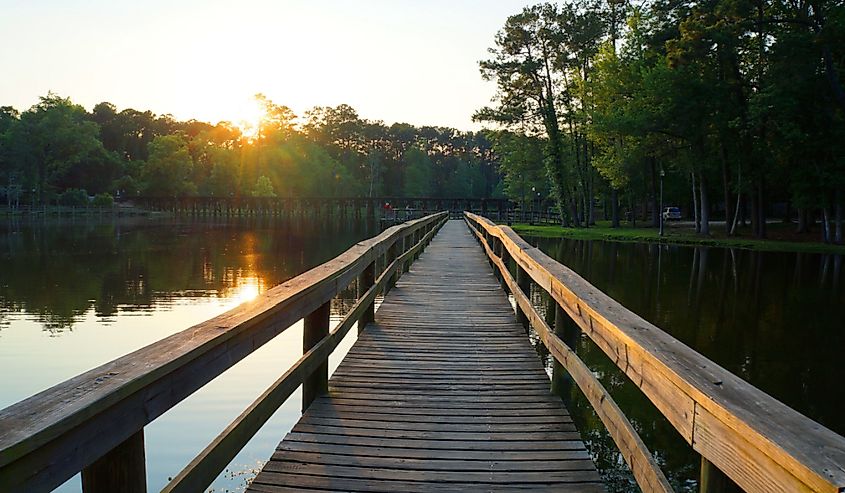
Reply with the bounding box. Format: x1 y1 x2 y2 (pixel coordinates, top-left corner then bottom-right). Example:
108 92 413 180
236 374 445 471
0 211 448 493
465 212 845 493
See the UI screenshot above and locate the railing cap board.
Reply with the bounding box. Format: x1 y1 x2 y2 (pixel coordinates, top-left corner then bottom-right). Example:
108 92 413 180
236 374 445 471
465 212 845 493
0 213 446 471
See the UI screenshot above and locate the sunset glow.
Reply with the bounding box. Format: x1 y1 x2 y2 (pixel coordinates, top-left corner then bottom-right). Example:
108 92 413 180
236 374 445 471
0 1 537 130
231 96 266 139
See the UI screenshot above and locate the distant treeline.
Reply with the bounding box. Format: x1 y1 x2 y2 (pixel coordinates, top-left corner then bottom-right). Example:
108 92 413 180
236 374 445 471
0 94 505 208
477 0 845 242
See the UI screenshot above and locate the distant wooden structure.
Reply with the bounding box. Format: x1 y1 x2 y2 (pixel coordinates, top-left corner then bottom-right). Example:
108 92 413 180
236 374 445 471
134 196 516 221
1 213 844 492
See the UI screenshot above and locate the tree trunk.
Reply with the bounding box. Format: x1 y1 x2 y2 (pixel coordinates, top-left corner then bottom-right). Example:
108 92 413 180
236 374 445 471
750 187 760 238
629 196 636 227
796 207 807 233
821 207 831 243
650 157 659 228
699 172 710 235
729 162 742 236
720 144 733 234
611 189 620 228
691 172 700 234
588 168 595 226
757 178 767 238
835 189 843 244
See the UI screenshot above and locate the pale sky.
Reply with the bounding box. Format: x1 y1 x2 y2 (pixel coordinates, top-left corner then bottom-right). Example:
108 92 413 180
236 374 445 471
0 0 536 131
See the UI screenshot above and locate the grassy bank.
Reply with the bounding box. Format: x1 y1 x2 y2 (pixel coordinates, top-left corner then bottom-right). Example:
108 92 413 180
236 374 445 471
510 221 845 254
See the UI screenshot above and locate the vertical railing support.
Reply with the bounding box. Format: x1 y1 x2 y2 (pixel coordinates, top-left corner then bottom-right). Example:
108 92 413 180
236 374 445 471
358 259 375 334
700 457 741 493
81 430 147 493
302 301 330 411
403 234 411 273
515 264 530 331
500 243 511 295
551 304 581 405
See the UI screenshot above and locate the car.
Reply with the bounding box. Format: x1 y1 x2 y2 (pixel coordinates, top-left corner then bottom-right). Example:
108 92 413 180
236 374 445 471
662 207 681 220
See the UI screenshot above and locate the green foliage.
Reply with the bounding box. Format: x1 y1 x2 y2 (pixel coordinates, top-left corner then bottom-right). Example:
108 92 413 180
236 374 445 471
92 193 114 207
402 147 433 197
141 135 196 197
477 0 845 239
251 175 276 197
58 188 88 206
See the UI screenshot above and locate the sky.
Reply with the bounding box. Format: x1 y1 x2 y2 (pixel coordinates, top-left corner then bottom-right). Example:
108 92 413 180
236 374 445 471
0 0 536 131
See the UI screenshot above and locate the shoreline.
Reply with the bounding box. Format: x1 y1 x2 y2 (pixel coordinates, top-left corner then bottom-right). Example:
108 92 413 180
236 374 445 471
510 223 845 255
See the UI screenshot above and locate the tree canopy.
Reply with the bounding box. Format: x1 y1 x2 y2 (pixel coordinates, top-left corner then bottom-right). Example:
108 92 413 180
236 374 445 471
0 94 505 206
478 0 845 242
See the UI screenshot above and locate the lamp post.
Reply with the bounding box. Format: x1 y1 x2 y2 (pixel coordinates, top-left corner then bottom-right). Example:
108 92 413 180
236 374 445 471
659 169 665 237
531 187 536 225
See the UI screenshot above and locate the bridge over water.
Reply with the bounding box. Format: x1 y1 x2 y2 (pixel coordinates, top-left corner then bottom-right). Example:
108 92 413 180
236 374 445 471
1 213 844 493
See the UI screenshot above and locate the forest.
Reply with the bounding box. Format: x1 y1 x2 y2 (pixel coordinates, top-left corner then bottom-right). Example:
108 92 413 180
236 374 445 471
478 0 845 242
0 94 502 207
2 0 845 244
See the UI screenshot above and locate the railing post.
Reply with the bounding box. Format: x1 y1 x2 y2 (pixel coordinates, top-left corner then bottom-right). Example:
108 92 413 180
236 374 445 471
358 259 375 333
515 264 530 331
551 304 580 404
700 457 740 493
403 234 411 273
388 239 400 288
302 301 330 411
81 430 147 493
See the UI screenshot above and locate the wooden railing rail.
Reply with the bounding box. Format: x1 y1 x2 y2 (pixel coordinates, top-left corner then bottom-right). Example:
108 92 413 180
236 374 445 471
0 212 448 493
465 212 845 493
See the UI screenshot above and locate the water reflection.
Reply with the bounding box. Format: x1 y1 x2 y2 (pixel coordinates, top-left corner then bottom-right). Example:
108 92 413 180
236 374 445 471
0 215 375 492
525 237 845 492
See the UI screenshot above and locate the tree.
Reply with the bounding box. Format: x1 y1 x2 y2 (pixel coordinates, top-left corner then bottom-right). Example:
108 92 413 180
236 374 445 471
252 175 276 197
475 3 572 224
402 147 434 197
141 135 195 197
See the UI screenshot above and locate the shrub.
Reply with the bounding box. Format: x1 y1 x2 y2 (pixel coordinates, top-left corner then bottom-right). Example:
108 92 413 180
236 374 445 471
92 193 114 208
58 189 88 206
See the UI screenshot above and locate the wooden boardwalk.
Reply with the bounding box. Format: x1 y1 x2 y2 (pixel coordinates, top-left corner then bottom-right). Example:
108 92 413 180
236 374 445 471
247 220 603 492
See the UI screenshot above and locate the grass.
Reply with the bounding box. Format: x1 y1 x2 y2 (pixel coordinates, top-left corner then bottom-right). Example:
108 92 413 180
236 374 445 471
509 220 845 254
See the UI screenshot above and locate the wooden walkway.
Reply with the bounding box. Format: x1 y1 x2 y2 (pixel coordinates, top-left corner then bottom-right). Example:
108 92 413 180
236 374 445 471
247 220 603 492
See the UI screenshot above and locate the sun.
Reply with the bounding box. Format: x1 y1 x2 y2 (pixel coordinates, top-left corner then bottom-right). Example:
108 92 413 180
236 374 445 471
232 277 262 304
231 96 266 139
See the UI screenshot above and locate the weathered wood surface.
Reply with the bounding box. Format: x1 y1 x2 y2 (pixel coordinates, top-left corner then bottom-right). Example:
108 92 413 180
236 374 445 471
248 220 603 492
466 212 845 493
467 218 672 493
0 212 446 492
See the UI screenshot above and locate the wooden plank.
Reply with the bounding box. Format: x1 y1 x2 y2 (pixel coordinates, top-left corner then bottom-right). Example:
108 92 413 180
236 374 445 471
268 450 595 472
274 441 590 461
466 212 845 493
250 473 606 493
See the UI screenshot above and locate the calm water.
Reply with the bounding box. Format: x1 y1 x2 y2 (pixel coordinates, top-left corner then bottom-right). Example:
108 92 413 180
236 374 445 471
524 237 845 492
0 215 374 492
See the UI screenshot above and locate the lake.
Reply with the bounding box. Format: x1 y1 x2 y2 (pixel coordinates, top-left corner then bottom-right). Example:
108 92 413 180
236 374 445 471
0 215 375 492
2 217 843 492
524 236 845 492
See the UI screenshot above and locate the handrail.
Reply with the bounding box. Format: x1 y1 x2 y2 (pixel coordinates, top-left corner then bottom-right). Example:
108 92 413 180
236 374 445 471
465 211 845 493
0 211 448 492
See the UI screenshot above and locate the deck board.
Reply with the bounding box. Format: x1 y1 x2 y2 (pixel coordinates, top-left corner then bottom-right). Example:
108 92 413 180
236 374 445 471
247 220 603 492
